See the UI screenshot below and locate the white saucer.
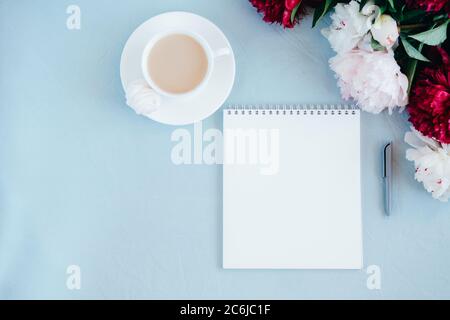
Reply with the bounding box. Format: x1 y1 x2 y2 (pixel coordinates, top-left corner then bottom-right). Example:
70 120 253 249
120 12 236 126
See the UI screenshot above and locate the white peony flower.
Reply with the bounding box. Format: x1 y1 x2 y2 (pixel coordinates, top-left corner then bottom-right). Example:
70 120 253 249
329 49 409 113
357 33 375 52
321 0 379 54
371 14 399 49
360 0 381 22
405 128 450 202
125 79 161 117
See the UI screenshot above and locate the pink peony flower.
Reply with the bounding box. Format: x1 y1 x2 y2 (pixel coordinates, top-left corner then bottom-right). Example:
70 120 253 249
249 0 285 25
408 47 450 144
405 0 449 13
249 0 321 28
285 0 301 11
329 49 409 113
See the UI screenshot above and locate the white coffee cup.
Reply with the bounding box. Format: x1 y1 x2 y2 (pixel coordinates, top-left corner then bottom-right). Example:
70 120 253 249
141 30 230 99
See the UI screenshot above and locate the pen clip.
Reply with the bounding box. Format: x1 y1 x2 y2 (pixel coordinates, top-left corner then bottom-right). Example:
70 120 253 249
383 142 392 178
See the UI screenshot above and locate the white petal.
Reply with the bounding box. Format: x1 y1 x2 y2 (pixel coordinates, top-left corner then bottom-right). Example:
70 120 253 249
405 129 450 201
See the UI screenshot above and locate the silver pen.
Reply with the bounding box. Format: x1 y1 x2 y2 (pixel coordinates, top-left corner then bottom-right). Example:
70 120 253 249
383 142 393 216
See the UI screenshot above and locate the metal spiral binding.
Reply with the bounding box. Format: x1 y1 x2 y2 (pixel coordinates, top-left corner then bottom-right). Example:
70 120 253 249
225 104 359 116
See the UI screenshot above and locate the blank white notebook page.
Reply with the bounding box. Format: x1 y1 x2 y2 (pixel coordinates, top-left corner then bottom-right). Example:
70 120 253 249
223 106 362 269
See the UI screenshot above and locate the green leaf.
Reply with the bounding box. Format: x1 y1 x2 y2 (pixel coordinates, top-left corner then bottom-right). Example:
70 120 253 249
290 2 301 24
400 10 426 23
312 0 334 28
401 38 430 62
387 0 396 12
406 58 417 95
371 38 385 51
399 9 425 23
433 14 448 22
405 43 424 94
379 2 387 14
409 20 450 46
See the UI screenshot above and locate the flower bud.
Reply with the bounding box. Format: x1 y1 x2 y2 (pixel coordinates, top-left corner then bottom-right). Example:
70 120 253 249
371 14 399 48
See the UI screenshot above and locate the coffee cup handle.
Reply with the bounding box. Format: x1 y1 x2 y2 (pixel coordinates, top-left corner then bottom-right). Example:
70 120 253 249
213 47 231 59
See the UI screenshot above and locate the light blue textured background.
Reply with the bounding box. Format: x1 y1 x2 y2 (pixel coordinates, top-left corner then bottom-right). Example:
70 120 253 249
1 0 450 300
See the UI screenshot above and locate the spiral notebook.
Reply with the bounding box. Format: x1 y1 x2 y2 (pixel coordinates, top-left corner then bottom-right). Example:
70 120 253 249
223 104 362 269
